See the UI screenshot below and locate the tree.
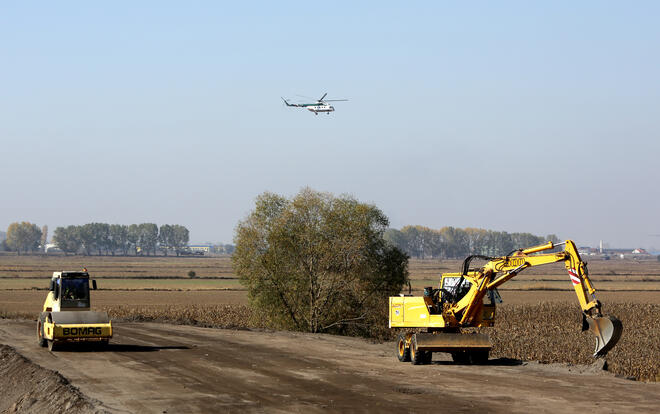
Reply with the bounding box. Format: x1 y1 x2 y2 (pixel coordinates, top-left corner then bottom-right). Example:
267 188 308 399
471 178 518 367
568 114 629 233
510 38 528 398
233 188 409 336
53 226 82 255
6 222 42 255
138 223 159 256
78 223 95 255
171 225 189 255
109 224 129 255
40 225 48 252
384 228 406 251
159 224 174 255
127 224 140 255
94 223 110 255
223 244 235 255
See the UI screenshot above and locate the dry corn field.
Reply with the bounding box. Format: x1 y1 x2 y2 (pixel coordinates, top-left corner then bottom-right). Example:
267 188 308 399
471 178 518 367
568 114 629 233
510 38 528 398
485 302 659 382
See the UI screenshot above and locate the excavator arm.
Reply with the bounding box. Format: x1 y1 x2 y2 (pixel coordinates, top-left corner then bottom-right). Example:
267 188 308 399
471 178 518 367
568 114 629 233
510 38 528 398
446 240 622 357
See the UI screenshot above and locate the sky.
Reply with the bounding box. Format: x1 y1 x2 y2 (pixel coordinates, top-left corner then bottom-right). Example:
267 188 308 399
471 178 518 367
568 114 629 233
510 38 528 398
1 2 659 249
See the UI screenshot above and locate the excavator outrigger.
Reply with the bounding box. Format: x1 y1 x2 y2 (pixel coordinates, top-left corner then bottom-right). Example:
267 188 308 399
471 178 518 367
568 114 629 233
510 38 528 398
390 240 623 364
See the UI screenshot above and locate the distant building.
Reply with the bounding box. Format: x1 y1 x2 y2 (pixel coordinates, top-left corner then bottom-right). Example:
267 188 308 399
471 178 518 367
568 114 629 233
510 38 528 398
45 243 61 253
189 244 212 253
632 248 648 255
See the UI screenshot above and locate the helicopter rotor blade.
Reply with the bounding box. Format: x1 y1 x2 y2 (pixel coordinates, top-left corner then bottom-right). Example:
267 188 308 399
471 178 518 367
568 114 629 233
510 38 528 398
318 92 328 102
323 99 348 102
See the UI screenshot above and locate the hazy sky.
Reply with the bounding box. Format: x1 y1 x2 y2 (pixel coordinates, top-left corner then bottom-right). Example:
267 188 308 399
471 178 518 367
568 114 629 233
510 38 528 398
1 2 659 249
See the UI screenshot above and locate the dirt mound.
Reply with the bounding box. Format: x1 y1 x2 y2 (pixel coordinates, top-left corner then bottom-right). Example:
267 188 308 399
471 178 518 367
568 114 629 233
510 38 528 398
0 345 105 414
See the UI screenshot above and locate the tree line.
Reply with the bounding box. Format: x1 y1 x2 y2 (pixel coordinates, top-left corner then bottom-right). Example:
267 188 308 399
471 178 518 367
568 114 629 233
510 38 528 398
384 225 560 259
1 221 190 256
52 223 190 256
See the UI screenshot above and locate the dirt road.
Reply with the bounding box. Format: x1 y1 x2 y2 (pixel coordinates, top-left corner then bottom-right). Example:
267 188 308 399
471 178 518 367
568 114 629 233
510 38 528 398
0 319 657 413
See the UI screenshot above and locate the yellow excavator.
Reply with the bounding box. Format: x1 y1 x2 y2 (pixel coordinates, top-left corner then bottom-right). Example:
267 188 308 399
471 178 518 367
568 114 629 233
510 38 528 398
37 270 112 351
390 240 623 364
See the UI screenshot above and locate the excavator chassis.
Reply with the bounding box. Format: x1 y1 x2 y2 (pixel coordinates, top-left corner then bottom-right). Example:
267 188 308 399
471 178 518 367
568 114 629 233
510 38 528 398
397 331 491 365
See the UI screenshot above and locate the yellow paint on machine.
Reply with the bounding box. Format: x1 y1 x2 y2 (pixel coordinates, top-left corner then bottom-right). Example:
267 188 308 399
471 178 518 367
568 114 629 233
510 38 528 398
51 323 112 339
389 297 446 328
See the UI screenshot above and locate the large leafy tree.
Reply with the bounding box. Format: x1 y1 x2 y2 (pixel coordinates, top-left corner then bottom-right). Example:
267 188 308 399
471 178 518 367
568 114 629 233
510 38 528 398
233 188 409 336
6 222 42 255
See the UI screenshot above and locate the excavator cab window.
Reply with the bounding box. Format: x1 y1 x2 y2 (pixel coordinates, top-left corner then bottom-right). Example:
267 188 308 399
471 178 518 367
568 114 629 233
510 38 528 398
441 277 472 304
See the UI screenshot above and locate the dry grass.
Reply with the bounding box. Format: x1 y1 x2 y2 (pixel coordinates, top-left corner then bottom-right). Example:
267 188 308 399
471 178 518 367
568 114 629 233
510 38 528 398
485 302 659 382
0 278 242 291
0 254 235 278
101 304 267 330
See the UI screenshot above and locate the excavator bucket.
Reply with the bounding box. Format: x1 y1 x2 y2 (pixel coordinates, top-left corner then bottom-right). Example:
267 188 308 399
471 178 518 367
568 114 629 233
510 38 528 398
585 315 623 357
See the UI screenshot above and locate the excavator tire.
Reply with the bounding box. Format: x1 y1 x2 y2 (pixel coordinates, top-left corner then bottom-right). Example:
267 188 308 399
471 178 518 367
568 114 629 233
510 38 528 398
37 314 47 348
451 351 471 364
410 338 430 365
469 350 489 365
424 351 433 364
397 334 410 362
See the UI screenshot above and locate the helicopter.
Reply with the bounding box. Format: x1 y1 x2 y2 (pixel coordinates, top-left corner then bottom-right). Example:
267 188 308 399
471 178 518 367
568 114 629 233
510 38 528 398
281 93 348 115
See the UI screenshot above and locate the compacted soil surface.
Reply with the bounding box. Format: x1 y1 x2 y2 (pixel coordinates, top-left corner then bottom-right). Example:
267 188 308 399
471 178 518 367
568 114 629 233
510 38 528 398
0 319 658 413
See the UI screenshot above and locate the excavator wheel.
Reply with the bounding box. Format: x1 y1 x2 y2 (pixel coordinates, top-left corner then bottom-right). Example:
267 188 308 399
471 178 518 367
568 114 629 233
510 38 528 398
451 351 471 364
410 339 430 365
469 350 489 365
396 334 410 362
37 315 47 348
424 351 433 364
